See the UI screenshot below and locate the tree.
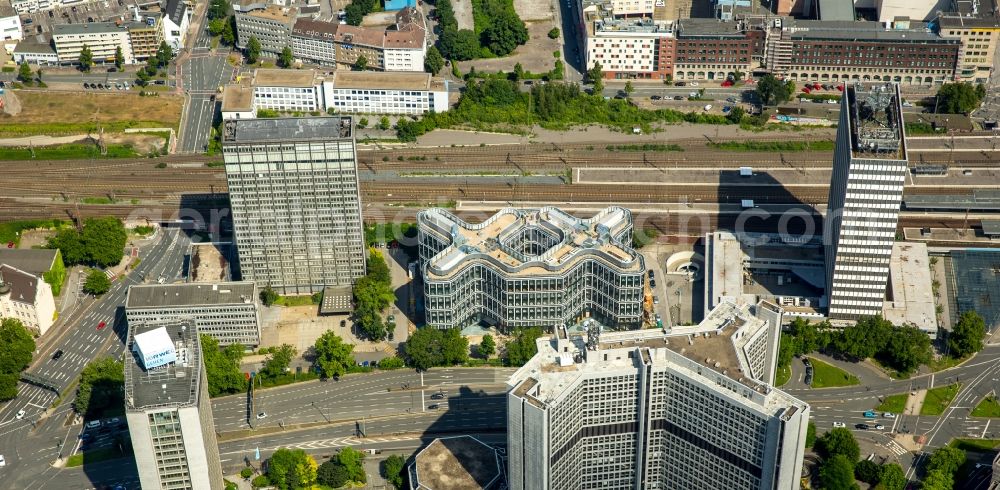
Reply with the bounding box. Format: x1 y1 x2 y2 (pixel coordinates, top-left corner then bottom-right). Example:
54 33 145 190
949 311 986 358
83 269 112 296
726 106 746 124
624 80 634 97
383 454 406 489
136 67 152 86
156 41 173 68
587 61 604 94
854 459 880 484
441 328 468 365
876 463 906 490
73 357 124 416
209 18 227 36
46 228 87 265
819 455 859 490
317 461 349 487
17 62 32 84
482 12 528 57
926 445 965 476
378 116 391 131
0 374 18 402
114 46 124 70
805 421 817 448
354 55 369 71
200 334 247 397
208 0 229 19
817 427 860 463
756 73 793 106
313 331 354 379
406 327 444 371
344 2 366 25
336 447 366 483
0 318 36 377
510 62 524 82
880 325 931 375
266 448 318 490
222 16 236 46
357 117 369 129
506 327 544 366
548 27 560 39
425 45 445 75
835 316 892 361
936 82 984 114
920 470 953 490
246 36 261 64
439 29 481 61
79 45 93 72
278 46 293 68
260 285 278 306
479 334 496 359
262 344 296 378
81 217 127 267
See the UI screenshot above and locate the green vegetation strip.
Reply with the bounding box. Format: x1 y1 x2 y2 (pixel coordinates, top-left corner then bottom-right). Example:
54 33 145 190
0 219 66 245
0 143 138 160
971 395 1000 418
0 121 170 138
876 393 908 414
949 438 1000 452
606 144 684 152
65 446 132 468
921 383 962 416
806 357 860 388
273 293 322 307
708 140 835 152
775 364 791 387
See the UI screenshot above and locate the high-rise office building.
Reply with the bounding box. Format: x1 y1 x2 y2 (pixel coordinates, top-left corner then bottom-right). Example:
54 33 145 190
507 300 809 490
125 320 223 490
825 82 908 321
418 206 645 330
222 117 366 295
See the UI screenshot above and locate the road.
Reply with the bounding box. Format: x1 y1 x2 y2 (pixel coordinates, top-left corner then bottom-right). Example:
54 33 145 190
176 9 236 154
0 229 189 490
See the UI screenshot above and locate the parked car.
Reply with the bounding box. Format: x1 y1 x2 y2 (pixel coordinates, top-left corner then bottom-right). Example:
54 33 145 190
85 420 101 429
883 412 896 418
874 424 885 430
256 412 267 419
15 409 25 420
856 423 870 430
689 81 699 87
649 278 656 288
647 269 655 278
674 81 686 86
97 321 107 330
651 95 662 100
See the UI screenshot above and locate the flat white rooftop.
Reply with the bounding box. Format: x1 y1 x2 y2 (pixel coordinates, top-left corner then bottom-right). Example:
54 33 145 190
883 242 938 335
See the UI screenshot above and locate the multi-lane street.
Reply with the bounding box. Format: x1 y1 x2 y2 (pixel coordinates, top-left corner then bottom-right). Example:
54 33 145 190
176 19 236 154
0 228 189 490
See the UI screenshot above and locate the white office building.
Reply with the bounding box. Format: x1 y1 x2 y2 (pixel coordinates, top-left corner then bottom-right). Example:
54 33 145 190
251 68 322 112
52 22 136 65
0 1 22 41
825 82 908 321
125 321 224 490
507 300 808 490
321 71 449 115
125 282 261 347
222 117 366 295
291 17 338 66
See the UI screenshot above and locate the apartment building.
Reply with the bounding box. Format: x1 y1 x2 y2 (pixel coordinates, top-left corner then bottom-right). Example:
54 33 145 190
0 1 22 41
0 264 56 336
321 71 449 115
221 117 366 295
125 282 261 347
507 300 808 490
418 206 646 331
161 0 190 51
234 4 297 56
128 16 163 61
125 321 224 490
331 7 426 71
939 0 1000 83
334 24 385 68
825 82 908 321
52 22 136 65
251 68 322 112
583 0 675 80
672 18 762 81
768 20 959 86
291 17 338 66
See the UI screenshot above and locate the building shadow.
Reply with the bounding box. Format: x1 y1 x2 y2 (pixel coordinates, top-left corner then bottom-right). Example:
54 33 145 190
712 169 823 238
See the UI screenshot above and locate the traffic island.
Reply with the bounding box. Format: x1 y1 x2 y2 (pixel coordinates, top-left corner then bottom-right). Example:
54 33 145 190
920 383 962 416
805 357 860 388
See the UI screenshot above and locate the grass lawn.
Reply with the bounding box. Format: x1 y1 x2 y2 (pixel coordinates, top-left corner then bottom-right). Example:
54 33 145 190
949 438 1000 452
0 91 182 137
921 383 962 416
775 364 791 387
274 294 321 307
0 219 66 245
971 396 1000 418
807 357 860 388
65 446 132 468
928 354 968 372
877 393 909 414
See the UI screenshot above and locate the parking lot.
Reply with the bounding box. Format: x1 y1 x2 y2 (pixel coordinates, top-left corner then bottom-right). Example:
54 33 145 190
78 416 128 452
19 0 135 38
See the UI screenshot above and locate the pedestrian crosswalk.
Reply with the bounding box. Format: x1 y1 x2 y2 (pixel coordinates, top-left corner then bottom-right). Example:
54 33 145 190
884 440 908 456
286 435 416 451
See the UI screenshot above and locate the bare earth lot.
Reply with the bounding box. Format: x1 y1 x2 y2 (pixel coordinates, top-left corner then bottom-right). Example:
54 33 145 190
463 22 562 74
452 0 475 30
0 90 183 136
514 0 555 21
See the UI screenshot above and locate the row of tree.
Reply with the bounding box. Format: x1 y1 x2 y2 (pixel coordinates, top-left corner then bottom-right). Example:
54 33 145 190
353 249 396 341
0 319 36 402
254 446 407 490
46 217 128 268
73 356 125 418
814 427 906 490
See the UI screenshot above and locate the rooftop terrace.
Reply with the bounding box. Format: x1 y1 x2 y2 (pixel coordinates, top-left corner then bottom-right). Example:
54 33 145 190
222 117 353 144
125 321 202 411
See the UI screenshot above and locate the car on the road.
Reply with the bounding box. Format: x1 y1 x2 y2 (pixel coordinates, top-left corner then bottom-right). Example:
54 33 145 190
52 349 64 360
0 454 5 467
653 296 659 305
97 321 107 330
649 278 656 287
256 412 267 419
883 412 896 418
689 81 699 86
85 420 101 429
674 81 686 86
431 393 445 400
856 423 870 430
108 417 121 426
648 269 655 278
427 404 440 410
340 319 347 328
650 95 662 100
832 422 846 428
673 95 684 100
863 410 877 418
15 409 25 419
874 424 885 430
